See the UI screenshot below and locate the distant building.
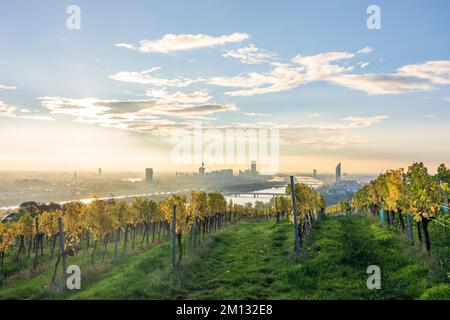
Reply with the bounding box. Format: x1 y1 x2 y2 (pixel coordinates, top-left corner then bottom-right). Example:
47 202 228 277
336 163 342 183
98 168 102 175
239 161 259 177
251 160 257 176
145 168 154 183
199 161 205 177
313 169 317 178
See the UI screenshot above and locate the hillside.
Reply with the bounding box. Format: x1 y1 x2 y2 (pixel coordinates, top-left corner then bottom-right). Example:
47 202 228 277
1 215 448 300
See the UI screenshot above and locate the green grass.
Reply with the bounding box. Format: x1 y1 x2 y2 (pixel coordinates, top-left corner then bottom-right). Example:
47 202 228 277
0 215 448 299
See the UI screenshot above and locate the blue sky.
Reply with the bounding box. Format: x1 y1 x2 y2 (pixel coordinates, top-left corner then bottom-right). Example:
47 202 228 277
0 0 449 173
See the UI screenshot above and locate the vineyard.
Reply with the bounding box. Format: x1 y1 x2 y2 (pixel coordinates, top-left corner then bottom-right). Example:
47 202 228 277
0 166 449 299
328 162 450 271
0 183 324 293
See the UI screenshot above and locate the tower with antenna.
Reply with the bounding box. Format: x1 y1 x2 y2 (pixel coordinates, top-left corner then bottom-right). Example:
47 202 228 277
199 158 205 176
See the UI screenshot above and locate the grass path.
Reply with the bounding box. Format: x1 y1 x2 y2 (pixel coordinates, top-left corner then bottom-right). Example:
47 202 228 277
169 216 449 299
173 220 296 299
1 215 449 299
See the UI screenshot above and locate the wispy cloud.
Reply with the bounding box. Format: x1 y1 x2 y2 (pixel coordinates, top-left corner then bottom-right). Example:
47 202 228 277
307 113 320 118
109 67 198 87
116 32 249 53
328 74 434 95
0 100 53 121
115 43 137 50
341 115 388 128
145 88 212 104
240 112 270 116
36 95 387 150
208 63 307 96
396 61 450 85
39 96 239 134
223 44 275 64
110 42 450 97
357 62 370 69
208 51 355 96
0 84 17 90
215 115 388 150
0 101 16 117
356 46 373 55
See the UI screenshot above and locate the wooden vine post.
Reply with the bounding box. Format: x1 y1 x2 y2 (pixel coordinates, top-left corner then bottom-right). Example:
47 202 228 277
57 217 67 273
440 181 448 214
172 205 176 269
290 176 301 257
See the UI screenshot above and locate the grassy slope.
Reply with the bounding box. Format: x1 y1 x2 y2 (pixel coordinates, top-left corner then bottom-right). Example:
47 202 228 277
1 215 449 299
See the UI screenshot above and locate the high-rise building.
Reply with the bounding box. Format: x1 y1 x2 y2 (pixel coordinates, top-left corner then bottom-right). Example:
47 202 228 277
313 169 317 178
145 168 154 183
98 168 102 175
251 160 257 176
199 161 205 176
336 163 342 183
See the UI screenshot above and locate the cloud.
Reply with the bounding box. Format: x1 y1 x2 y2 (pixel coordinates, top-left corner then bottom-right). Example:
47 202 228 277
111 42 449 97
341 115 388 128
0 84 17 90
37 95 386 150
357 62 370 69
307 113 320 118
223 44 275 64
240 112 270 116
39 96 239 134
0 101 16 117
209 42 450 96
0 100 53 121
291 51 355 80
215 114 387 150
280 115 387 149
208 51 355 96
20 115 54 121
145 88 212 104
356 46 373 55
396 61 450 85
328 74 434 95
281 128 370 150
208 63 307 96
109 67 198 87
292 51 355 69
443 96 450 102
115 43 137 50
116 32 249 53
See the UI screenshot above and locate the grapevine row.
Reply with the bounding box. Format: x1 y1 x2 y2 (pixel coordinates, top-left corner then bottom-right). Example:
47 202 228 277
0 186 326 286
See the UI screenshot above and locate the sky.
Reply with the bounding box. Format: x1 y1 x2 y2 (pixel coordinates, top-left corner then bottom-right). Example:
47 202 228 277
0 0 450 174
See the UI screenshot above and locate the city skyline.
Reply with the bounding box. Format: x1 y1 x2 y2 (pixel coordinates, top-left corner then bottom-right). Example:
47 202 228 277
1 1 450 174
